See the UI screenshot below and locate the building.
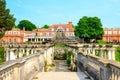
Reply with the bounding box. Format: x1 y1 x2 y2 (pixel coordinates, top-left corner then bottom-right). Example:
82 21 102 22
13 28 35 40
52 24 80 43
0 22 75 43
102 28 120 43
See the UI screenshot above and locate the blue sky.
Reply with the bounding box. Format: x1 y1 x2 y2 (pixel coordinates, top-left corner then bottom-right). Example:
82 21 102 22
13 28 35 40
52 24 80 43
6 0 120 28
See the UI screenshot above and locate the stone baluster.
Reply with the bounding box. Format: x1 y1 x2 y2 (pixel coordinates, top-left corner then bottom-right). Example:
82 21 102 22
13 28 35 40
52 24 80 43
10 50 16 60
107 49 112 60
99 49 103 57
26 49 29 55
6 50 10 61
111 49 115 60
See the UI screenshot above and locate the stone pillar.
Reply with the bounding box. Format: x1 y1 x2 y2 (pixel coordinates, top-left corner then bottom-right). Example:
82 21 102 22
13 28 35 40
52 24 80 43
107 49 112 60
10 50 16 60
99 49 103 57
111 49 115 60
31 49 33 54
43 38 45 42
87 48 91 54
92 48 95 55
6 50 10 61
19 49 22 57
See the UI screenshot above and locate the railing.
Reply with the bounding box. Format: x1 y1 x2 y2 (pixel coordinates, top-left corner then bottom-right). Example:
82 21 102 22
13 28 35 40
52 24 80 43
77 52 120 80
0 53 44 80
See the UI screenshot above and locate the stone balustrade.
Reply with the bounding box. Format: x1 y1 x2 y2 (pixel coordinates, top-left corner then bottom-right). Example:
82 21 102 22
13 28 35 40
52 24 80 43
77 51 120 80
0 53 44 80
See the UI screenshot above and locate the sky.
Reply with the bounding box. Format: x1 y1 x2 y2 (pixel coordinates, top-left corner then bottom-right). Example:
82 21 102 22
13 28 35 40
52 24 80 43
6 0 120 28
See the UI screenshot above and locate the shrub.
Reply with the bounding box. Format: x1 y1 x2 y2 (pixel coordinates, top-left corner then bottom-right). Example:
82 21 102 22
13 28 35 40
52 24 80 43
115 46 120 62
97 40 106 45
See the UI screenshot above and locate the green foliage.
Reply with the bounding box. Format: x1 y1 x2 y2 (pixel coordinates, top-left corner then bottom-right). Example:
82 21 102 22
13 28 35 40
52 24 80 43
74 16 104 42
54 44 66 47
44 60 47 72
97 40 106 45
0 46 5 64
41 25 50 29
0 32 4 39
22 53 26 57
115 46 120 62
49 63 55 67
18 20 37 31
0 0 16 31
65 50 72 67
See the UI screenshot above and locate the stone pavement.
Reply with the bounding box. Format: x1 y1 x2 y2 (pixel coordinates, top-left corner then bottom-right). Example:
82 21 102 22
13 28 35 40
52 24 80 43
32 60 91 80
32 72 91 80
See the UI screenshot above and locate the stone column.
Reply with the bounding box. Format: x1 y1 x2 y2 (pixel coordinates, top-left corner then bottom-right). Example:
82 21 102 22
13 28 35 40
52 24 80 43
99 49 103 57
19 49 22 57
10 50 16 60
87 48 91 54
111 49 115 60
6 49 10 61
92 48 95 55
107 49 112 60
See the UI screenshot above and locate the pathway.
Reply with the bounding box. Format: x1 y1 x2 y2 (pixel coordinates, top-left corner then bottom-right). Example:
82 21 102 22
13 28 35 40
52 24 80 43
32 60 91 80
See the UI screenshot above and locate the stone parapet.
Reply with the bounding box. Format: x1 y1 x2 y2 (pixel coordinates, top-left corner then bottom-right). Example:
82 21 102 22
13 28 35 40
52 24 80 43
77 52 120 80
0 53 44 80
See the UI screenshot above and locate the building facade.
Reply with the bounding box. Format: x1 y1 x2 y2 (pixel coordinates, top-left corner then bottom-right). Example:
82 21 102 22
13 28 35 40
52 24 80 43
102 28 120 42
0 22 74 43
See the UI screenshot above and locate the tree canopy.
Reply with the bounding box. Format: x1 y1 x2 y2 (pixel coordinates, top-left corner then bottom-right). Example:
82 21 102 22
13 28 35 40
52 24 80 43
18 20 37 31
41 25 50 29
0 0 16 38
74 16 104 42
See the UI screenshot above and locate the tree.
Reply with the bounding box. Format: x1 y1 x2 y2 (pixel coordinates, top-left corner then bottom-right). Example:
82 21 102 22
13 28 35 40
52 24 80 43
41 25 50 29
18 20 37 31
0 0 16 38
75 16 104 43
0 0 16 30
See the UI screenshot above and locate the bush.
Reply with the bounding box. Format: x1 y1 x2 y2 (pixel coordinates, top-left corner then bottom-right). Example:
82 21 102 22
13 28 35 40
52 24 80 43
115 46 120 62
97 40 106 45
0 46 5 64
54 44 66 47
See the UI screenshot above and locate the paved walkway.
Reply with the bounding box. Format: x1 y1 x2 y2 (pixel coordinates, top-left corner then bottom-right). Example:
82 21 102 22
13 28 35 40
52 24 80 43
54 60 71 72
32 60 91 80
32 72 91 80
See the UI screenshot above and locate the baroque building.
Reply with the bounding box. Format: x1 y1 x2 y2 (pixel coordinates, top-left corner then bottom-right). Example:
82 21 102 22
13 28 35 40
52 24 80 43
0 22 74 43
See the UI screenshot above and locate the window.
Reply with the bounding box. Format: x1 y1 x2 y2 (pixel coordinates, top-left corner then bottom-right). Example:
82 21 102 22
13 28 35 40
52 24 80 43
14 31 17 34
51 28 54 31
66 32 69 36
113 31 117 34
51 32 54 36
66 28 69 31
72 32 74 36
105 31 107 34
46 32 49 36
9 39 11 42
8 31 12 34
40 32 42 36
14 38 16 43
108 31 112 34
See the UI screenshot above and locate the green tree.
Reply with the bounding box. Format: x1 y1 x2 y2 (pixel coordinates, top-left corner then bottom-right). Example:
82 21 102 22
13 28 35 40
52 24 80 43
75 16 104 43
115 46 120 62
0 0 16 38
18 20 37 31
0 46 5 64
41 25 50 29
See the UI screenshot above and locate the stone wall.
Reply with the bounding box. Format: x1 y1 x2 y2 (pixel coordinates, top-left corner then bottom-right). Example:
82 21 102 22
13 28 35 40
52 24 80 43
77 52 120 80
0 53 44 80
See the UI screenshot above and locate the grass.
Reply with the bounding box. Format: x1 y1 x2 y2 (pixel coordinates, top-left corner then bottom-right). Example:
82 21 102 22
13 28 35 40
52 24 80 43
54 44 66 47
